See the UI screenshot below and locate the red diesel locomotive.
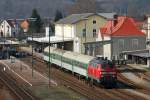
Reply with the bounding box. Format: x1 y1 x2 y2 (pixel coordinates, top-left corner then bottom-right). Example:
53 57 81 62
88 57 117 87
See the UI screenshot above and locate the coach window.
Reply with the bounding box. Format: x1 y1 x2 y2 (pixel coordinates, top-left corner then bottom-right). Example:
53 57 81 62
52 54 55 58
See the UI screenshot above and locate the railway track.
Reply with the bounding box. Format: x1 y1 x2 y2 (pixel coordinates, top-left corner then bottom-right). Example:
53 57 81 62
19 48 149 100
21 57 113 100
119 65 150 83
20 56 148 100
0 64 38 100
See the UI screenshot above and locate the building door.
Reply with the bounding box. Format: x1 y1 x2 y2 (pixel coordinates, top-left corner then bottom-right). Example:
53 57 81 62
95 44 103 56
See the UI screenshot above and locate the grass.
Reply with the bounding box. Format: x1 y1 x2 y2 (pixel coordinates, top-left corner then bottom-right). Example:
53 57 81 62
27 85 87 100
145 67 150 71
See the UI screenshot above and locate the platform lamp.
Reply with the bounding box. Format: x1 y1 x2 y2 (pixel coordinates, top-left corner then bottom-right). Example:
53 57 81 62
28 17 37 78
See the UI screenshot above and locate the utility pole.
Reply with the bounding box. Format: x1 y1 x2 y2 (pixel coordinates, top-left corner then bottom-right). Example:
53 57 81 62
28 17 37 78
48 19 51 87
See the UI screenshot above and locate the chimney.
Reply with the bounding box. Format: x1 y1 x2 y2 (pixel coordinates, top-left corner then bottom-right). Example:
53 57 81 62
113 15 118 27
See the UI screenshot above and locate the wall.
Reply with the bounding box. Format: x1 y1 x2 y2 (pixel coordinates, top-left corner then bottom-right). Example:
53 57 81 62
103 43 111 60
75 15 107 53
55 24 75 38
112 36 146 60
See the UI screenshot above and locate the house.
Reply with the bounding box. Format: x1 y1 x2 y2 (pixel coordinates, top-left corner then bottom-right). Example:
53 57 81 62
87 16 146 60
55 13 116 53
143 14 150 48
146 14 150 41
20 20 29 33
0 20 19 37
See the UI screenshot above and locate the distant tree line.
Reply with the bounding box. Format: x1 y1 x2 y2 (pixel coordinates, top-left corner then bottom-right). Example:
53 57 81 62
28 8 63 35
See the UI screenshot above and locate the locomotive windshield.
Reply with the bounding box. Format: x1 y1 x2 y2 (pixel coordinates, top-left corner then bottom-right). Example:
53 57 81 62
101 61 114 69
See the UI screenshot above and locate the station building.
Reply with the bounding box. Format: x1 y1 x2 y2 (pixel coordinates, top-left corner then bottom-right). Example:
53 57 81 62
55 13 116 53
28 13 116 54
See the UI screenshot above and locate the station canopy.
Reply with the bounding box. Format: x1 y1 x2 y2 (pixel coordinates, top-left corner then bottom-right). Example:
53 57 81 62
27 36 73 43
123 50 150 58
131 52 150 58
0 39 20 45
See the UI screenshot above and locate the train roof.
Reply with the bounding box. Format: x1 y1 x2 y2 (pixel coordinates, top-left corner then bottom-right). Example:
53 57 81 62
90 57 112 64
44 46 94 64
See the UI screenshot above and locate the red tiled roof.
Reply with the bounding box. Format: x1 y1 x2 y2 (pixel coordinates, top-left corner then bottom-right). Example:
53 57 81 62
135 22 144 28
100 16 145 37
20 20 29 29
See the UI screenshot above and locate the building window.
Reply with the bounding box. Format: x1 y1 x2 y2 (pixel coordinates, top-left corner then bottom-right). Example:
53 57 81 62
118 39 124 50
132 39 138 49
7 26 10 33
93 29 96 37
82 28 86 37
93 20 96 24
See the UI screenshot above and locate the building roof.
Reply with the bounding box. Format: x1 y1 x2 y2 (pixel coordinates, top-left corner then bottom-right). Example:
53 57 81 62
100 16 145 37
28 36 73 43
6 20 16 28
55 13 116 24
123 49 150 58
0 39 19 45
20 20 29 29
135 21 144 29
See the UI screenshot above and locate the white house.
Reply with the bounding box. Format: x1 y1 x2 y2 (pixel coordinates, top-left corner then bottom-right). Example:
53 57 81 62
0 20 18 37
146 14 150 40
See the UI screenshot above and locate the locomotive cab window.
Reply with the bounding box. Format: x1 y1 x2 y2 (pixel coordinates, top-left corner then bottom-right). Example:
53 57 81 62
108 62 114 68
101 64 106 69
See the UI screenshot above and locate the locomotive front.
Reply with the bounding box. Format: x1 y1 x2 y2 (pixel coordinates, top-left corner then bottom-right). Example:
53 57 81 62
88 57 117 87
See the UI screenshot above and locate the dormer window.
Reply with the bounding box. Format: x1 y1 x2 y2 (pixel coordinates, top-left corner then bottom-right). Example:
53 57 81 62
93 20 96 24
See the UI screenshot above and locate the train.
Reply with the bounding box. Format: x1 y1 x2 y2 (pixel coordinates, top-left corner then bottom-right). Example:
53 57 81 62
43 46 117 87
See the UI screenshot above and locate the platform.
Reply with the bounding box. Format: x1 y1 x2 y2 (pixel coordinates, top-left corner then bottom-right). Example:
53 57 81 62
0 59 57 86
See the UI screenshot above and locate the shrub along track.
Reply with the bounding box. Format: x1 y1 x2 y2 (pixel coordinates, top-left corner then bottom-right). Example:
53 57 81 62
20 56 147 100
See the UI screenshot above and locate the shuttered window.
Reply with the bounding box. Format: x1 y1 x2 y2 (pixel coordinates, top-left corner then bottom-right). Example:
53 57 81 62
132 39 138 49
118 39 124 50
